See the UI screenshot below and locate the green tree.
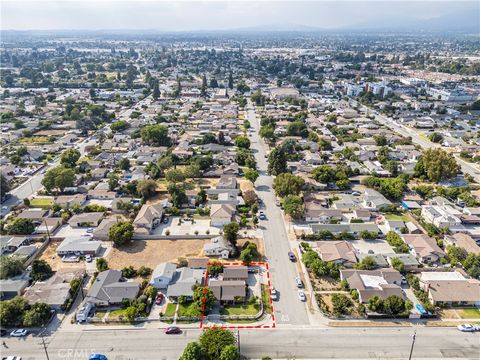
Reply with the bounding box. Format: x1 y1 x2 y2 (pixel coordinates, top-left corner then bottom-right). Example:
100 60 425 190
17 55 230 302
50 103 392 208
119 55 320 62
136 179 157 199
331 293 353 315
30 259 53 282
234 135 250 149
168 184 188 208
220 345 239 360
60 149 81 168
0 296 29 326
383 295 407 315
110 120 129 132
244 168 259 185
23 302 51 327
124 306 138 321
428 132 444 143
180 342 203 360
207 261 224 276
390 257 405 272
267 147 287 175
0 256 24 279
199 328 236 360
193 286 216 314
140 124 171 146
273 173 304 197
96 258 109 272
108 221 134 247
240 243 259 264
184 164 201 179
152 79 160 100
414 148 460 183
108 173 119 191
118 157 131 170
368 295 384 313
42 166 76 193
7 218 35 235
223 222 239 247
165 168 186 184
283 195 304 219
354 256 376 270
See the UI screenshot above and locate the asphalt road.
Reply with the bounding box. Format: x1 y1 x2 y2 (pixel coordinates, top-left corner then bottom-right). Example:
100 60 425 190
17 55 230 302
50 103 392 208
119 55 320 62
4 326 479 360
246 101 309 325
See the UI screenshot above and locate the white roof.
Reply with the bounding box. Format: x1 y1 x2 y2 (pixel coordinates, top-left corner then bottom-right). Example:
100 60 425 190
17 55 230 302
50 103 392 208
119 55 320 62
360 274 388 289
420 271 466 282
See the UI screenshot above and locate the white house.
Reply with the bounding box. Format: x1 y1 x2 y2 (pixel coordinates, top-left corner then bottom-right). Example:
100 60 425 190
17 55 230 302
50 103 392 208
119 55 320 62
150 263 177 289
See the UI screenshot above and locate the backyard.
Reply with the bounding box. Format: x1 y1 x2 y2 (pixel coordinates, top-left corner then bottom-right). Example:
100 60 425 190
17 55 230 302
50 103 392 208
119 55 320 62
106 239 208 269
220 300 259 316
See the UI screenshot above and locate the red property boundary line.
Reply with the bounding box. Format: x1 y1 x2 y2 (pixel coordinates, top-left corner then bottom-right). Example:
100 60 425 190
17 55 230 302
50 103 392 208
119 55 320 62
200 261 276 330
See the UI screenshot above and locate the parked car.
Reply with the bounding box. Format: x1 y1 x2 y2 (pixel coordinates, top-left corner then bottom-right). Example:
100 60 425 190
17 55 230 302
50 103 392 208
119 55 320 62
457 324 476 332
288 251 296 262
10 329 28 337
258 211 266 220
165 326 182 334
85 255 93 263
271 288 278 301
89 354 108 360
155 293 164 305
352 191 361 196
298 290 306 301
295 277 303 288
275 199 281 207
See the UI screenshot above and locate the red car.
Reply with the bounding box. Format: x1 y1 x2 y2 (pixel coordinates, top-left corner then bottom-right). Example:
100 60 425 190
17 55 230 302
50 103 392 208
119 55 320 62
155 293 164 305
165 326 181 334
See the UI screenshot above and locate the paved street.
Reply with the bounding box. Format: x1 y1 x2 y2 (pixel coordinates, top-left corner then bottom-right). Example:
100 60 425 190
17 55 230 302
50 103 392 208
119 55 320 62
246 101 309 325
3 326 479 359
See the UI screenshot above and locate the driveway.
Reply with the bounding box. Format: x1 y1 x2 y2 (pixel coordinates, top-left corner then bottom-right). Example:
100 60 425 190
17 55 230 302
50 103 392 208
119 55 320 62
246 100 309 325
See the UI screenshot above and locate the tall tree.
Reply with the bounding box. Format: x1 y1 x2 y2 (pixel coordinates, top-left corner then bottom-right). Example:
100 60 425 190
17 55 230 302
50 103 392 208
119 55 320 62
228 71 234 90
267 147 287 176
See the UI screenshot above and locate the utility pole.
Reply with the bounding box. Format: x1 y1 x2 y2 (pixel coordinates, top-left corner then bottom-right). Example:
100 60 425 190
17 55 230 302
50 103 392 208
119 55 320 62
41 335 50 360
236 329 241 355
408 330 417 360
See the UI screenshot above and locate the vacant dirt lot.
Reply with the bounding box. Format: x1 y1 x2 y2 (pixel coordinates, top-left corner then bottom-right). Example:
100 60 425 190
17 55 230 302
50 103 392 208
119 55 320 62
38 240 86 272
106 239 208 269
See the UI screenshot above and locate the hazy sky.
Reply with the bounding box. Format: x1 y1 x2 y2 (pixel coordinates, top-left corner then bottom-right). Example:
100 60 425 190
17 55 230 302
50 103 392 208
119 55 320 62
1 0 478 31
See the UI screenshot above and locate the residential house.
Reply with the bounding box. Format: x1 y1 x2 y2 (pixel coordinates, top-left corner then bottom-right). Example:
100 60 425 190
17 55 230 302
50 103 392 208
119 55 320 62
216 175 237 190
311 223 381 236
68 212 104 228
150 262 177 289
340 269 405 303
315 241 357 267
385 253 420 271
57 237 102 256
203 236 233 258
362 189 392 211
222 266 248 281
166 267 205 300
133 204 163 235
0 278 29 300
421 205 461 229
210 203 235 227
305 208 343 224
24 267 85 309
209 280 247 303
401 234 446 263
85 270 140 306
444 233 480 255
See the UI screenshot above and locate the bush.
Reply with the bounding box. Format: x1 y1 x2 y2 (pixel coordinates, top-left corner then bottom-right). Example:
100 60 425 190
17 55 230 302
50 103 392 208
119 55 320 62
121 266 137 278
331 294 353 316
137 266 153 278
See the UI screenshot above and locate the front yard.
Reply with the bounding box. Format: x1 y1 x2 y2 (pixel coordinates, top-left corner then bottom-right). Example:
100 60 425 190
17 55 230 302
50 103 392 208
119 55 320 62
220 301 260 316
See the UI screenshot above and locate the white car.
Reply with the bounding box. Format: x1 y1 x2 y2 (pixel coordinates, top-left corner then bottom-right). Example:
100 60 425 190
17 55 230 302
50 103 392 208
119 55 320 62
270 288 278 301
457 324 476 332
10 329 28 337
298 290 306 302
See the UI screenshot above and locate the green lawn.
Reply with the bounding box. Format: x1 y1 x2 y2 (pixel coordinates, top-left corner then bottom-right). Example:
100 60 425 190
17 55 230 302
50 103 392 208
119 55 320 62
261 285 272 314
108 308 129 319
458 308 480 319
177 302 200 317
30 198 54 208
220 302 259 316
384 214 408 221
164 303 177 317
